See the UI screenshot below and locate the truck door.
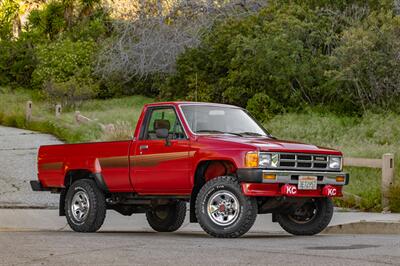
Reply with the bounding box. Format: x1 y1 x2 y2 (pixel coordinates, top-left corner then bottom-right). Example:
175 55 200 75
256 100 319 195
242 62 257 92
130 106 191 195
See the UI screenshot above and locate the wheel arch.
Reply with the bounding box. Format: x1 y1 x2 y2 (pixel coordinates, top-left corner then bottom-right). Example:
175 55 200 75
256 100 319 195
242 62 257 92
189 159 238 223
60 169 108 216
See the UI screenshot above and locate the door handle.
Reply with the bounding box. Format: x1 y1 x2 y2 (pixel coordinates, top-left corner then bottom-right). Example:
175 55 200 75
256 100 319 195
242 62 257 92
139 145 148 150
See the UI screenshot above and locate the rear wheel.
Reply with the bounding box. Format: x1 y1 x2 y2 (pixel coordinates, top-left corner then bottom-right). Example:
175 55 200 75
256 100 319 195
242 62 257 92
146 201 186 232
65 179 106 232
195 176 257 238
276 197 333 235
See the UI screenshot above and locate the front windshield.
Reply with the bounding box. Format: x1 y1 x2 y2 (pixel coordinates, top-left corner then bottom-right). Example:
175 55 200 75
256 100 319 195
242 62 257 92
180 105 269 137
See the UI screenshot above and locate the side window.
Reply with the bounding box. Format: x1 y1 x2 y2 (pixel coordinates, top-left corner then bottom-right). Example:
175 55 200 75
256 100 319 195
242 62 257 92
145 108 186 140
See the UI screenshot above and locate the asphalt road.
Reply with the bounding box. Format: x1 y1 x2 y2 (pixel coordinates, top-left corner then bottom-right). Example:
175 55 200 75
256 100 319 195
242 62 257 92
0 231 399 266
0 126 61 207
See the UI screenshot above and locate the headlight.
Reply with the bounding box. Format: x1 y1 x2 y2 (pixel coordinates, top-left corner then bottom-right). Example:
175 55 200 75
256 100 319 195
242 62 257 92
329 156 342 170
259 152 279 168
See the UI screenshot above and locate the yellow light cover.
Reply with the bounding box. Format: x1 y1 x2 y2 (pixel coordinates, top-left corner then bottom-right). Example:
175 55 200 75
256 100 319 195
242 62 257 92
263 174 276 180
245 151 259 168
336 176 345 182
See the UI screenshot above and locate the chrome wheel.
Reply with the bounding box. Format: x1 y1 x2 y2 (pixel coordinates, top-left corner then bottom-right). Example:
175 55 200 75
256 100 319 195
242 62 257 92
71 190 90 223
207 190 240 226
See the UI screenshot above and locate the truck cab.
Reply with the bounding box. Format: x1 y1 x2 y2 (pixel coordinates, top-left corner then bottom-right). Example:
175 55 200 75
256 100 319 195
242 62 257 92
31 102 349 238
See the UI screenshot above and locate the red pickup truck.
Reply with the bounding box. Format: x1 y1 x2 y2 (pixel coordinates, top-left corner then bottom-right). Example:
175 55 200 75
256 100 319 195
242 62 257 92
31 102 349 237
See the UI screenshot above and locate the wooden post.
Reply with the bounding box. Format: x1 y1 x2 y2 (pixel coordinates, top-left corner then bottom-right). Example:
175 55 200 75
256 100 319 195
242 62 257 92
25 101 32 122
75 111 81 123
381 153 395 211
55 104 62 117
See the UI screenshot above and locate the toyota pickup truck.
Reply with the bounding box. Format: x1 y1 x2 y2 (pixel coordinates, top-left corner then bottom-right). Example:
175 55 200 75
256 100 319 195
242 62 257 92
31 102 349 238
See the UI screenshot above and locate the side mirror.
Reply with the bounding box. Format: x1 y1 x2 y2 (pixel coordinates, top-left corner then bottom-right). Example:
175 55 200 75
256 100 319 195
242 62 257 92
156 128 169 139
156 128 171 146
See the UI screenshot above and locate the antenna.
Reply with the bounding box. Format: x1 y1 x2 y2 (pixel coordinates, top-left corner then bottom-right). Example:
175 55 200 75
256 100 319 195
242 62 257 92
195 72 198 102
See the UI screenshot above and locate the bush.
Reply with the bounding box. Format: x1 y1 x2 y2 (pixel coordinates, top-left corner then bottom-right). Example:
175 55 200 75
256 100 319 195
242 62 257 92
43 78 98 108
0 38 37 87
389 184 400 212
32 39 97 88
162 1 400 118
163 2 342 111
329 11 400 111
27 1 66 40
246 93 283 121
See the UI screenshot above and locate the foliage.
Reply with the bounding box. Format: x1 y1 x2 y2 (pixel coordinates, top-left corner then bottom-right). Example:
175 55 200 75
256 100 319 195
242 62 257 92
163 3 341 110
27 1 66 40
163 1 400 118
32 39 97 88
246 93 283 121
389 184 400 212
329 11 400 112
0 0 20 40
0 37 37 86
43 78 99 107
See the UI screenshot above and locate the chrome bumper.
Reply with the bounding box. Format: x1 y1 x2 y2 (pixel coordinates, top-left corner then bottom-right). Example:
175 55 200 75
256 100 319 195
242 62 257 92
261 170 349 185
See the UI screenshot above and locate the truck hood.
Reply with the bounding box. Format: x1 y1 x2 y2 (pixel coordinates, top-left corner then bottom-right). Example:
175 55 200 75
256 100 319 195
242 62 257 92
199 135 341 155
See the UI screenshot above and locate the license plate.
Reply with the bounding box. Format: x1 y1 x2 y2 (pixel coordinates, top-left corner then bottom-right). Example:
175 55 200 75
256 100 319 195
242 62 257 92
298 176 318 190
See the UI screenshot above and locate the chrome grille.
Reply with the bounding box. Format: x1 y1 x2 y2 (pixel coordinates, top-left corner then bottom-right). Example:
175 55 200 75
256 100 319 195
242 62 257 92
278 153 328 170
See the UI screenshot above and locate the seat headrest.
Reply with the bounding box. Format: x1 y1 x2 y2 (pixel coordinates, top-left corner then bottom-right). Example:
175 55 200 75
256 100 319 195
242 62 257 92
154 119 170 131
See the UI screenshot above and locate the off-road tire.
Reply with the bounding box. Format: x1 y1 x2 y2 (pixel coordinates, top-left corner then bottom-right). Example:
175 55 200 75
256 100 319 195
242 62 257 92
65 179 106 232
146 201 186 232
276 197 334 236
195 176 257 238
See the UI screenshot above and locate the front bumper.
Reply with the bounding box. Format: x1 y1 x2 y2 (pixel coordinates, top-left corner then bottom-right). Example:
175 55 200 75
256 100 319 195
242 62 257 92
237 168 349 197
237 168 349 185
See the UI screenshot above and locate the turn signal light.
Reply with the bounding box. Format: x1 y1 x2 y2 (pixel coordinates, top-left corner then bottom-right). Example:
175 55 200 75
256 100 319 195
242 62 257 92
336 176 345 183
245 151 259 168
263 174 276 180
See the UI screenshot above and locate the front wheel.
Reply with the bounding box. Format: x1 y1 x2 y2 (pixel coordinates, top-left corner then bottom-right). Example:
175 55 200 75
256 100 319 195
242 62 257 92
195 176 257 238
276 197 334 235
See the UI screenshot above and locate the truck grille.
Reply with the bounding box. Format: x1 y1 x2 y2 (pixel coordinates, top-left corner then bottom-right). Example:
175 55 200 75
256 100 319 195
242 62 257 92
278 153 328 170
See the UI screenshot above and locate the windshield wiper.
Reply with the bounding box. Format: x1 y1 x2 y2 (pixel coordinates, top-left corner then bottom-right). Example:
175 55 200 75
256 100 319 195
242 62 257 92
238 132 264 136
195 130 243 137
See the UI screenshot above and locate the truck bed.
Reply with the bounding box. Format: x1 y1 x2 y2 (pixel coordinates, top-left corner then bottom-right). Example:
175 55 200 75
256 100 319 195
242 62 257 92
38 140 133 191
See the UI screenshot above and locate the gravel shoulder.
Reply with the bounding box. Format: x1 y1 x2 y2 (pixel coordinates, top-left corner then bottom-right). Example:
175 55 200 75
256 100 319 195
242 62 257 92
0 125 62 207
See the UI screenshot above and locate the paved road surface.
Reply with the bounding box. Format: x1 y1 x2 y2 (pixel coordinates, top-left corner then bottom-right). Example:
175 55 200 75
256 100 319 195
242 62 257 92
0 126 61 207
0 231 399 266
0 210 399 265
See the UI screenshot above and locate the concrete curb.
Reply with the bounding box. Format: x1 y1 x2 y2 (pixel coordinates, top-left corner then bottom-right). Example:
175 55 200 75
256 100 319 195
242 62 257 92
324 221 400 234
1 209 399 234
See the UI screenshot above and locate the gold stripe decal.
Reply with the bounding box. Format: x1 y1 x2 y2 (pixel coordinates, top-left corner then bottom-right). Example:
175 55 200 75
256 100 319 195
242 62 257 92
98 156 129 168
40 162 63 170
130 151 195 167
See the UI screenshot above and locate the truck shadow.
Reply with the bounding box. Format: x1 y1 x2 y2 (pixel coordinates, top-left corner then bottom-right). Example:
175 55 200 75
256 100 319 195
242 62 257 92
96 230 293 239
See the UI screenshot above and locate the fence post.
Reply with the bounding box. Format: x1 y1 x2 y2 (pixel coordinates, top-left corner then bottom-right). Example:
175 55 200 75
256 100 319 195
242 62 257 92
381 153 394 211
25 101 32 122
55 104 62 117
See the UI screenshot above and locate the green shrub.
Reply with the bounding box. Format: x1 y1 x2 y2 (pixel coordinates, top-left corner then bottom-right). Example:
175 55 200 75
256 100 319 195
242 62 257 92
32 38 97 88
163 2 342 111
329 11 400 111
27 1 66 40
389 184 400 212
43 78 99 108
246 93 283 121
0 38 37 87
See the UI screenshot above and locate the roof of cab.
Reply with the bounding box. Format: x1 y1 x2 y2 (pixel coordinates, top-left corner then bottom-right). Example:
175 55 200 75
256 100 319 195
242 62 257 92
144 101 241 109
